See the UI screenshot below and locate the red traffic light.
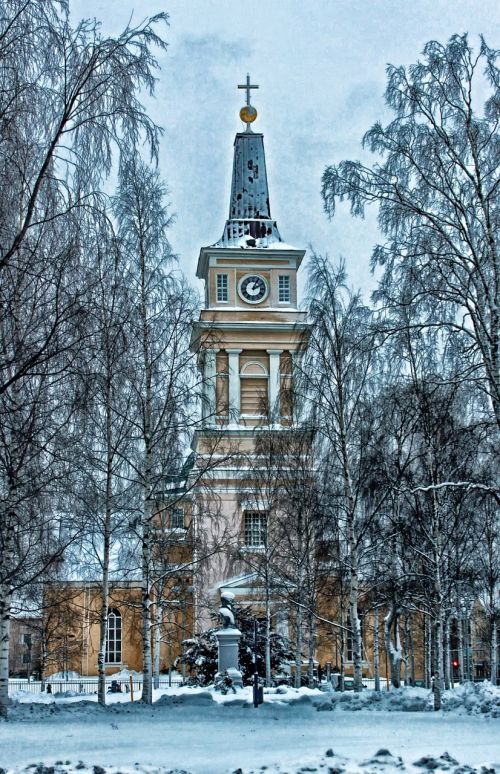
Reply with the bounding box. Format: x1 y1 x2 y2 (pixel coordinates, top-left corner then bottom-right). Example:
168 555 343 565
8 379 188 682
452 658 459 668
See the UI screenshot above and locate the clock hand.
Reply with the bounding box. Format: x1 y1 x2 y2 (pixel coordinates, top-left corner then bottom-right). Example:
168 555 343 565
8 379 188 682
246 282 260 296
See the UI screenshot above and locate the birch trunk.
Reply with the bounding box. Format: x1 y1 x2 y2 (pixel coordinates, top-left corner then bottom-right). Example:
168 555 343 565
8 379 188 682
0 367 21 717
425 615 432 689
491 618 498 686
464 616 472 681
457 616 465 684
265 583 272 688
430 457 444 711
141 496 153 704
153 598 162 690
40 631 48 692
403 615 409 686
336 345 362 692
307 607 316 687
444 616 451 690
433 614 444 710
0 584 12 718
345 504 362 691
406 616 415 686
97 375 114 706
384 602 403 688
97 553 110 705
339 608 346 691
349 577 363 691
294 596 303 688
140 241 154 706
373 607 381 692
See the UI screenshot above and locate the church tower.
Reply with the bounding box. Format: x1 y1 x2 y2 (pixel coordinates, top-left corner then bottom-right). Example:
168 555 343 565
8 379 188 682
191 77 310 628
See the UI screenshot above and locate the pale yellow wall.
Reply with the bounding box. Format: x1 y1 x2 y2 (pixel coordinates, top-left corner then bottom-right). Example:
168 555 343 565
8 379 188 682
45 579 193 677
45 585 143 676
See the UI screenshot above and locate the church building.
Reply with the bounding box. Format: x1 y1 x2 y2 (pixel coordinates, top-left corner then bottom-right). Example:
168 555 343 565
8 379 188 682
189 75 310 631
38 79 447 686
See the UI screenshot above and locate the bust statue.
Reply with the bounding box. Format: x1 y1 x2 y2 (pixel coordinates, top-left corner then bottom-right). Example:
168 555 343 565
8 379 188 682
218 590 236 628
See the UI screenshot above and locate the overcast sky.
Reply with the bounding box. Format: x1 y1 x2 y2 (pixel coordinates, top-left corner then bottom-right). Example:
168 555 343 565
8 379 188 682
70 0 498 299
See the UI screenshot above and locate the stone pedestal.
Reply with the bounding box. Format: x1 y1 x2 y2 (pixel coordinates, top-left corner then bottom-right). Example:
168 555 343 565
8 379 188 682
215 626 243 687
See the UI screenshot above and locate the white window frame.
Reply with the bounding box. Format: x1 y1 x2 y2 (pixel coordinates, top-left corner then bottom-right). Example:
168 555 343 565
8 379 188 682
171 507 184 529
243 511 267 548
216 273 229 302
278 275 291 303
106 608 122 664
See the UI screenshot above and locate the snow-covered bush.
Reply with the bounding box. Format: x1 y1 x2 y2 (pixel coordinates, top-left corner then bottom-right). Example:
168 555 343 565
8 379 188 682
178 631 218 686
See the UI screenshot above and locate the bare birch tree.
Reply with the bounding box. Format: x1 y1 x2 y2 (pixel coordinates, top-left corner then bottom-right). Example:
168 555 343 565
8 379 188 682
0 1 169 716
322 35 500 430
113 153 198 704
301 254 377 691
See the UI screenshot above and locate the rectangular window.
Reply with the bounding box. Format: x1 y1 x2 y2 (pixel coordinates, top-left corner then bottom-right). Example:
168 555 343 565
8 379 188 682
244 511 267 547
216 273 228 302
171 507 184 529
278 275 291 303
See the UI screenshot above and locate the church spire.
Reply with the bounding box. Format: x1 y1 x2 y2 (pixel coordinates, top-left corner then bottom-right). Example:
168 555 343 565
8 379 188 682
211 76 284 250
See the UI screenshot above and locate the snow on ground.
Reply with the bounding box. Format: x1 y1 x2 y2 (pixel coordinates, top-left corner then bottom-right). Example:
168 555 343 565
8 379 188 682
1 684 499 774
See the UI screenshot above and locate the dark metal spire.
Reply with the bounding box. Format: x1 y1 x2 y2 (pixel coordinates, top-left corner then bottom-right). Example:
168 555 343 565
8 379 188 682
210 77 289 249
213 131 283 248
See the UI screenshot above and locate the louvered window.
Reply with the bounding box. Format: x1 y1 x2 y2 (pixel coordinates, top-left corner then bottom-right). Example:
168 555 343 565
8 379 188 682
240 377 268 416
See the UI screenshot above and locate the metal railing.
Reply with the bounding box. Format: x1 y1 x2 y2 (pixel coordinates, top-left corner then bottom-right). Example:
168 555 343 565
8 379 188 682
8 676 184 696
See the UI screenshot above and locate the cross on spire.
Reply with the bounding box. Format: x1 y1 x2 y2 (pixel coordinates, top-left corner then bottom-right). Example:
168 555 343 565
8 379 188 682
238 74 258 106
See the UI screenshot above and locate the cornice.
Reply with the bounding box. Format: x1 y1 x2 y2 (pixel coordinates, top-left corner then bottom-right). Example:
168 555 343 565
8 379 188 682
192 320 311 332
196 245 306 279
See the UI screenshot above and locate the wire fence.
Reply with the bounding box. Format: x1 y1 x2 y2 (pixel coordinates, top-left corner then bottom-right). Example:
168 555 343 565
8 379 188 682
12 675 474 697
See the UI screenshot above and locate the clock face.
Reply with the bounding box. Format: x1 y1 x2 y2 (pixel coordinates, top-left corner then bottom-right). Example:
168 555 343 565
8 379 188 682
238 274 268 304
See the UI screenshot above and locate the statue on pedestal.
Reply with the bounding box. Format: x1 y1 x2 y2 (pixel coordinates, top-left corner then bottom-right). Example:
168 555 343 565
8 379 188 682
214 589 242 689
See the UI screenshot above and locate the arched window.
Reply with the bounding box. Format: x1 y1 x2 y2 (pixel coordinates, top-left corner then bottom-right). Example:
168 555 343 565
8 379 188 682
106 608 122 664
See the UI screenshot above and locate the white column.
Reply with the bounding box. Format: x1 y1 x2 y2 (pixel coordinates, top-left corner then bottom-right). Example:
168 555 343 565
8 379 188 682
290 349 303 424
226 349 242 426
267 349 283 424
203 348 219 426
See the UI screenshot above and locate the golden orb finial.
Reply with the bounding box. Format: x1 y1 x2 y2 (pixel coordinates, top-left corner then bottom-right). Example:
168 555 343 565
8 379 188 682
237 74 259 131
239 105 257 124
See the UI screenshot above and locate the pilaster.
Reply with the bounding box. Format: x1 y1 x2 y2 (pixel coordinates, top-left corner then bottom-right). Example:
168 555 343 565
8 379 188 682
226 348 243 426
267 349 283 424
203 348 219 426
